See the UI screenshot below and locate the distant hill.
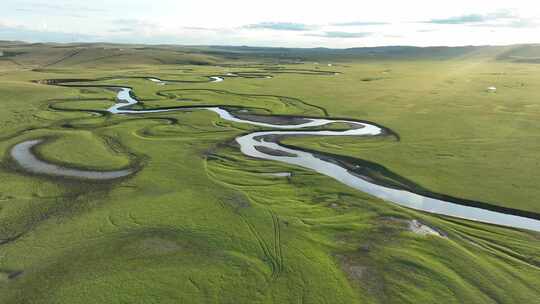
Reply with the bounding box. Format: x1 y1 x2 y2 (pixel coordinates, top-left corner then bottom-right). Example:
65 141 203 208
0 42 220 68
2 41 540 68
201 45 486 60
495 44 540 63
201 44 540 62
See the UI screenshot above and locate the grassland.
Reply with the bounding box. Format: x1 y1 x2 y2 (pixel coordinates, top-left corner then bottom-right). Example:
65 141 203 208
0 42 539 303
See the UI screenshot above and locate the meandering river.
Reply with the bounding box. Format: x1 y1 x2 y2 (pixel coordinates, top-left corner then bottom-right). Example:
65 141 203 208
11 139 134 179
10 78 540 233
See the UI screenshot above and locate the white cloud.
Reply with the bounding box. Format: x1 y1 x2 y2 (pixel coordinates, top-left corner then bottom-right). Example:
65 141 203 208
1 0 540 47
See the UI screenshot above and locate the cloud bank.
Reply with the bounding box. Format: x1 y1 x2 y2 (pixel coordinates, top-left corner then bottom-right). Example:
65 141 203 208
1 0 539 47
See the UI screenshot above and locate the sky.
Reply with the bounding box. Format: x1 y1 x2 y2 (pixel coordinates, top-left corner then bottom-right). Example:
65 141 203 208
1 0 540 48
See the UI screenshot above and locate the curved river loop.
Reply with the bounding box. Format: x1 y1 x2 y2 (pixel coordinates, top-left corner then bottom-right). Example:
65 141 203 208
10 74 540 233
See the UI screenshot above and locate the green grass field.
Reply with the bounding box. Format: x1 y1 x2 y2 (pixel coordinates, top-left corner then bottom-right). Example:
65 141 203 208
0 42 540 303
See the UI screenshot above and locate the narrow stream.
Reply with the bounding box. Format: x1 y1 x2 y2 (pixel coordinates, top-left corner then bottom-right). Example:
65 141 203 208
147 76 224 85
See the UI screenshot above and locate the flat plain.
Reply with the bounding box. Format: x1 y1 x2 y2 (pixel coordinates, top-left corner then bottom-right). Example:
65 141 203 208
1 42 540 303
